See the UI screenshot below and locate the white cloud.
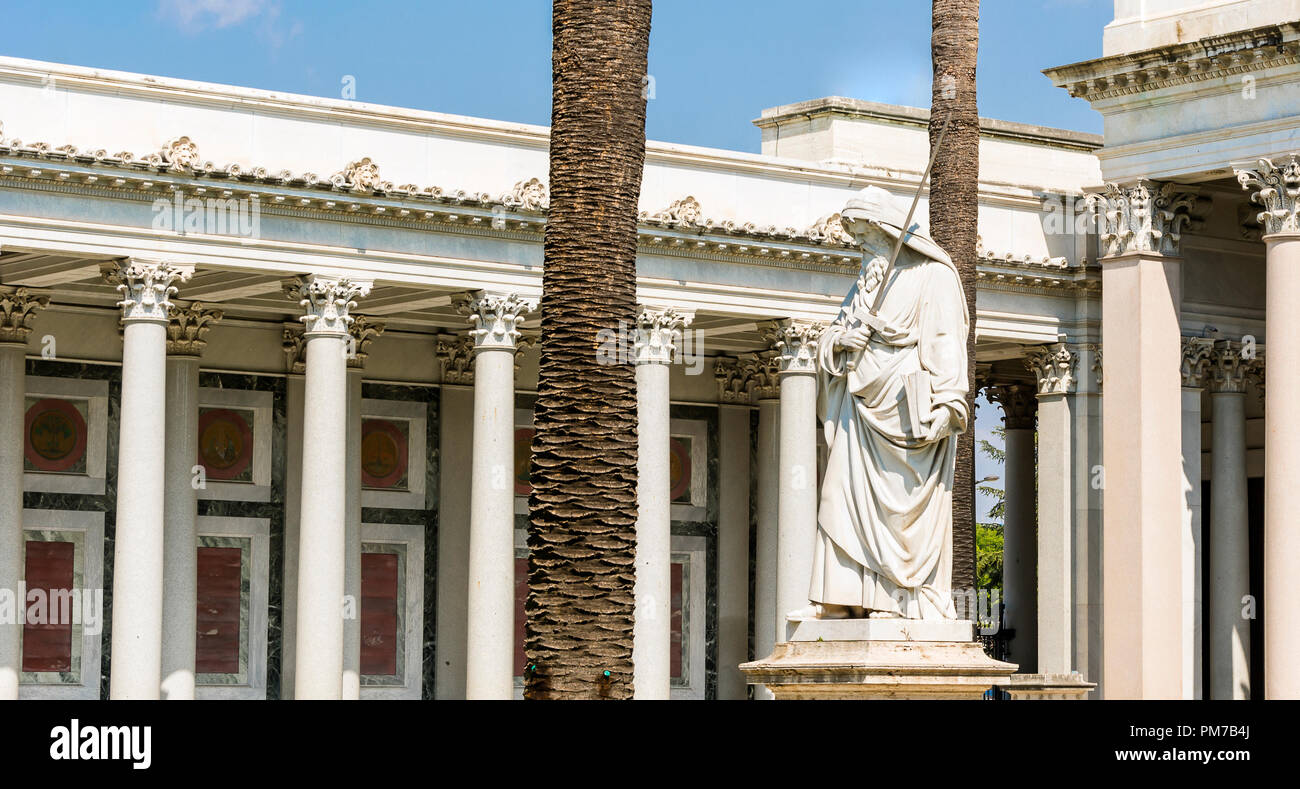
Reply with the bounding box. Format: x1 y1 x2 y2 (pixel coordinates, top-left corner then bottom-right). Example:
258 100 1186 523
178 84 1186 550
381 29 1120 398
158 0 269 32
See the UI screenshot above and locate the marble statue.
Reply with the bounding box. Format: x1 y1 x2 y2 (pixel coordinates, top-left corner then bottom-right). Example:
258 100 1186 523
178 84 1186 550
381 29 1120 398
794 185 969 621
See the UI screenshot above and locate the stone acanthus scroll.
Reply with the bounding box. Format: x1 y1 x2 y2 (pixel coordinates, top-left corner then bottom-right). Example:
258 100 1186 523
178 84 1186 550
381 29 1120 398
285 275 373 336
635 306 693 365
1087 181 1198 258
0 286 51 344
453 291 536 351
166 301 224 357
1235 155 1300 236
103 260 195 323
1024 343 1077 395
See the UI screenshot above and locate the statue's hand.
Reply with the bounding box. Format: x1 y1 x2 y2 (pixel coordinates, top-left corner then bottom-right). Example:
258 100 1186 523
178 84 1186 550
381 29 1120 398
923 404 960 443
836 326 872 352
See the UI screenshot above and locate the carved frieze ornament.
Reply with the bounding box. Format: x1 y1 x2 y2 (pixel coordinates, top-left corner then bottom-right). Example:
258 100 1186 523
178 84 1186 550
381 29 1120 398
808 213 853 245
452 291 536 351
634 306 693 365
1235 155 1300 236
0 286 51 344
330 157 391 194
285 275 372 336
759 319 823 375
155 136 201 173
985 382 1037 430
1086 180 1197 258
166 301 224 356
1179 337 1216 389
102 259 194 323
501 178 549 212
647 196 704 228
1024 342 1077 395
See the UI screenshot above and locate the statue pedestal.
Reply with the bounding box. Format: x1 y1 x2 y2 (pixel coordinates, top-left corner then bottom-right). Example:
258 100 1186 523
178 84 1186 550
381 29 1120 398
1006 672 1096 700
740 618 1017 699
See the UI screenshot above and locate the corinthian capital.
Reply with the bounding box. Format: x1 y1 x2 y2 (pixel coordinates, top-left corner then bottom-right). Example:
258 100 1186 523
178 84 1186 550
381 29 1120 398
103 259 194 323
715 352 780 403
1179 337 1215 389
346 315 385 369
453 291 536 351
285 275 372 336
985 382 1037 429
1207 341 1253 394
1086 181 1197 258
1235 155 1300 236
0 286 51 344
435 333 476 385
166 301 224 356
635 306 693 365
1024 342 1077 395
760 319 823 375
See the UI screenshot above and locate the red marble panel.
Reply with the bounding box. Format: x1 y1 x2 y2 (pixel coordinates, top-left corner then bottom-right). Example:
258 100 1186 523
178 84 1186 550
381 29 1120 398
196 546 241 674
671 560 683 680
361 552 399 676
23 540 74 672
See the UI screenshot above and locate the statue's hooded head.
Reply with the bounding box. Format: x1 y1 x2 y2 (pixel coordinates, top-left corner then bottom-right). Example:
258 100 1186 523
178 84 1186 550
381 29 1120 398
840 186 953 269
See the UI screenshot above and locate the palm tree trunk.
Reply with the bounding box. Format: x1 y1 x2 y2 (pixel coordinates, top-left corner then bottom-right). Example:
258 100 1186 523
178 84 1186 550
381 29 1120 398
929 0 979 601
525 0 652 700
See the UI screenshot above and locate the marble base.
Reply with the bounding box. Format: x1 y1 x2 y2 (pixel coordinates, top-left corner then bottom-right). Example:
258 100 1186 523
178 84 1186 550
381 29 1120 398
1006 672 1096 700
741 618 1016 699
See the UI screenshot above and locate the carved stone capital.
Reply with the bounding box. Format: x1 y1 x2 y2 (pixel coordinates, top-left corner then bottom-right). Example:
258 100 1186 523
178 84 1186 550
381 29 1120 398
436 333 476 385
985 382 1037 430
759 319 823 376
1087 180 1197 258
285 275 372 337
1235 154 1300 236
1024 342 1077 395
715 352 780 404
453 291 536 351
283 322 306 374
1245 351 1265 405
1179 336 1216 389
103 259 194 323
1087 343 1102 392
166 301 223 356
635 306 693 365
1208 341 1253 394
0 286 51 344
346 315 385 369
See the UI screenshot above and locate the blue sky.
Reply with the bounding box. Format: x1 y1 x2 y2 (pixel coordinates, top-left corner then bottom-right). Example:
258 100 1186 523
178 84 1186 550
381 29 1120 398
3 0 1101 521
2 0 1110 153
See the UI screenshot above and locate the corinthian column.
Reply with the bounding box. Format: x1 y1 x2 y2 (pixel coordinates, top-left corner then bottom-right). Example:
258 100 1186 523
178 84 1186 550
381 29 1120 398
103 259 194 699
986 381 1037 673
1179 336 1213 701
1087 181 1195 698
747 354 780 699
760 319 823 642
287 274 372 700
160 301 222 700
1024 342 1076 675
1236 156 1300 699
342 315 383 700
456 291 535 700
632 306 691 699
1207 341 1253 699
0 287 49 699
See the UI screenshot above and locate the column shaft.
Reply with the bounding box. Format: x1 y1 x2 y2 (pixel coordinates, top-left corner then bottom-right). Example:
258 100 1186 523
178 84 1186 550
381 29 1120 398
1180 386 1204 699
1265 236 1300 699
110 320 169 699
465 347 515 699
1210 390 1250 699
294 333 349 699
0 345 26 699
160 355 200 699
1003 425 1037 673
633 361 671 699
281 373 305 699
1036 392 1072 673
716 405 751 700
342 368 362 699
776 372 816 642
434 385 473 699
752 398 779 699
1100 254 1183 699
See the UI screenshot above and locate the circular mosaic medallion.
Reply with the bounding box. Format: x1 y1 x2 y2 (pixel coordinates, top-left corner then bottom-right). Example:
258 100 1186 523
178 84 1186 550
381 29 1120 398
24 398 87 473
514 427 535 496
669 436 691 502
197 408 253 481
361 419 408 489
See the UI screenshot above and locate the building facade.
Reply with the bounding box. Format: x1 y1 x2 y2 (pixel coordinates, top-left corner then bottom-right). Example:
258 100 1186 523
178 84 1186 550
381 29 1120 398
0 0 1294 700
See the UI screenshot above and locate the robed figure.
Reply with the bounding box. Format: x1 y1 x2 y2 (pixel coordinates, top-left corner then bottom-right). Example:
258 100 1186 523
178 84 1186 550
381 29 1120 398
805 186 969 621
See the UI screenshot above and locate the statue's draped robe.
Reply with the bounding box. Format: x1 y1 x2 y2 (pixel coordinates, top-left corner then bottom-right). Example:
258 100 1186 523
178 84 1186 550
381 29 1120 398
812 246 969 619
